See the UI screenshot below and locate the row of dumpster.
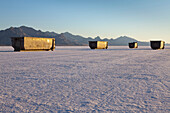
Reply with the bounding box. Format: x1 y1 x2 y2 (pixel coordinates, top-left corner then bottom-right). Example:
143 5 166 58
11 37 165 51
130 41 165 49
88 41 165 50
89 41 165 50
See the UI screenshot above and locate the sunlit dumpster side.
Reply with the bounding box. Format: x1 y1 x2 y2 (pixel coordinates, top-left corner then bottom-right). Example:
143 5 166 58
129 42 138 48
89 41 108 49
11 37 55 51
150 40 165 50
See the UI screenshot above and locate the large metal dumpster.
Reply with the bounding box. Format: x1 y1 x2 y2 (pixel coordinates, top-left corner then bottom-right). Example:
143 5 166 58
150 40 165 50
11 37 55 51
89 41 108 49
129 42 138 48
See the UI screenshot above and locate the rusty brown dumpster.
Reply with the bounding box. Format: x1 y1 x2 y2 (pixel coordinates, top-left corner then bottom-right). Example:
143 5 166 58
129 42 138 48
11 37 55 51
89 41 108 49
150 40 165 50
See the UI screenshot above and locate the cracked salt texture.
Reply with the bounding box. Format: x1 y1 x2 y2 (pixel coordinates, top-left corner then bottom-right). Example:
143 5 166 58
0 46 170 112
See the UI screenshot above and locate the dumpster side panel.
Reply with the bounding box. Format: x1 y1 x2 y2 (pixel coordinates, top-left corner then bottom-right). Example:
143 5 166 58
151 41 161 49
51 39 55 51
24 37 54 51
11 37 24 51
160 41 164 49
162 41 165 49
105 41 108 49
129 43 134 48
97 41 108 49
89 41 97 49
135 43 138 48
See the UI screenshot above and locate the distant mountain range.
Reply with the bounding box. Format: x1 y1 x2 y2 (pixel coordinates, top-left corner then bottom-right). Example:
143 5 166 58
0 26 167 46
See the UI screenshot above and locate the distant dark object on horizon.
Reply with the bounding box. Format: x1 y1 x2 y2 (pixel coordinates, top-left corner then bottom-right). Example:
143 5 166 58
11 37 55 51
89 41 108 49
129 42 138 48
150 40 165 50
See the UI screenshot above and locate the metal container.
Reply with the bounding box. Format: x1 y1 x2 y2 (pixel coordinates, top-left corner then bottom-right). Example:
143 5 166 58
129 42 138 48
150 41 165 50
89 41 108 49
11 37 55 51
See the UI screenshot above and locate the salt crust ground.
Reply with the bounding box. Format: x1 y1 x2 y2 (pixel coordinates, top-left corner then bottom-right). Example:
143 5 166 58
0 46 170 112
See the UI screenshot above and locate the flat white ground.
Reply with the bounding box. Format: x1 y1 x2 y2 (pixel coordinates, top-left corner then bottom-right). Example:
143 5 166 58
0 46 170 112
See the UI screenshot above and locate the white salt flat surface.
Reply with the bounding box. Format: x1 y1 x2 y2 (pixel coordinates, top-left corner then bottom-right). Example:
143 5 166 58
0 46 170 112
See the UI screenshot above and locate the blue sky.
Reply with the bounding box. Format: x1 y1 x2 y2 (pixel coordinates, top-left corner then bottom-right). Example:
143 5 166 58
0 0 170 42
